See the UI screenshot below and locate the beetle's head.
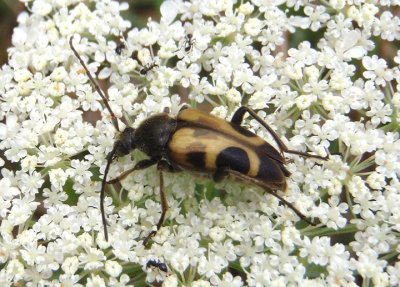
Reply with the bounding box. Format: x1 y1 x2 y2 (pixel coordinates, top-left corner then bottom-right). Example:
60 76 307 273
109 127 136 159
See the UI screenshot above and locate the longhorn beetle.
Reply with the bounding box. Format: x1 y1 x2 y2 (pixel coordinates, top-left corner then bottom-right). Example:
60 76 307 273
70 37 328 246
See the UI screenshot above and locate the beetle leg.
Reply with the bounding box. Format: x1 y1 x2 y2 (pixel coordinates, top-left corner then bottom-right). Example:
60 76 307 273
225 169 317 226
101 158 158 241
143 165 169 246
231 106 291 156
232 106 328 160
157 159 181 173
213 167 229 182
230 106 248 125
179 105 189 112
107 159 158 184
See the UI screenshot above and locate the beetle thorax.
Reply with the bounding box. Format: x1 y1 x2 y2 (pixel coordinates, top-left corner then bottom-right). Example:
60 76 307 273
134 113 177 158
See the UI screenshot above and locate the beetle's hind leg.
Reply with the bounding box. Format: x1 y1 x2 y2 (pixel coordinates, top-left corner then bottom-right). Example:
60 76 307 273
231 106 328 160
216 168 316 226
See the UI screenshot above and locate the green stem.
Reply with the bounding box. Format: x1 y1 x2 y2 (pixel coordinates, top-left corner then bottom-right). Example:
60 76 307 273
351 155 376 174
362 278 370 287
345 185 357 219
302 224 358 237
380 250 400 262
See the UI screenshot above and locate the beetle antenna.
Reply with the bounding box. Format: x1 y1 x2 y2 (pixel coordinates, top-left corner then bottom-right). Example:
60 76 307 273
100 147 118 241
69 36 123 132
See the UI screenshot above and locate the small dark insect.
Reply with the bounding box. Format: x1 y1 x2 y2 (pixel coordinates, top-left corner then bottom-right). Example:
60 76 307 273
115 42 126 55
175 33 195 54
183 34 195 52
146 259 168 273
140 62 158 76
70 36 328 247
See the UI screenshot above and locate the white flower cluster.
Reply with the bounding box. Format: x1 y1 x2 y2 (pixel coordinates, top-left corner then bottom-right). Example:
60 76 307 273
0 0 400 286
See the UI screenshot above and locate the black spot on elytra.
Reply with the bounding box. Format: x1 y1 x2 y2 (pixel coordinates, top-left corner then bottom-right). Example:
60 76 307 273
216 147 250 174
257 143 285 163
230 123 257 137
186 152 206 168
257 153 290 181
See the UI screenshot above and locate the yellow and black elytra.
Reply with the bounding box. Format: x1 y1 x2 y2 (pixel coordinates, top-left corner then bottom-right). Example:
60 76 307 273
70 37 327 246
167 108 290 190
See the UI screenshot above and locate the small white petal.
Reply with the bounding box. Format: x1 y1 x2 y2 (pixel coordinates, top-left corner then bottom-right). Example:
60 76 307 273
344 46 366 59
160 0 178 25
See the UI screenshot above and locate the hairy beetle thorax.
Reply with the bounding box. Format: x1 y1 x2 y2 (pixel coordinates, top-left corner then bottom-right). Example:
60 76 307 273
134 113 177 158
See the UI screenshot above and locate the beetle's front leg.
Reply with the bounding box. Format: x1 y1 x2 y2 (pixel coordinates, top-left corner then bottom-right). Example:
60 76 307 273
107 159 158 184
143 160 176 246
157 159 181 173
